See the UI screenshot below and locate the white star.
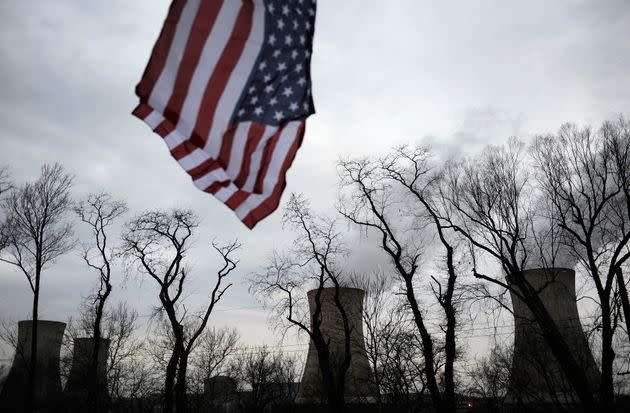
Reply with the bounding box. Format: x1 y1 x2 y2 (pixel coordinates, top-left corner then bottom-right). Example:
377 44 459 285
264 84 274 93
283 87 293 97
297 9 303 16
305 50 311 58
274 111 284 121
291 50 299 60
248 85 256 94
289 102 298 111
277 19 285 30
285 35 293 46
281 74 289 82
273 49 281 58
293 20 299 30
268 4 275 13
282 5 289 15
300 35 306 45
277 62 287 71
268 34 276 46
269 97 278 106
297 77 306 86
258 61 267 70
238 108 246 116
303 102 309 110
254 106 263 116
295 63 303 72
305 21 311 30
250 96 258 104
263 74 272 82
308 8 315 17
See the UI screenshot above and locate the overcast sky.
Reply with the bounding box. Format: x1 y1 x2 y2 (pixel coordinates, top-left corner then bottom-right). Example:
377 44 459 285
1 0 629 362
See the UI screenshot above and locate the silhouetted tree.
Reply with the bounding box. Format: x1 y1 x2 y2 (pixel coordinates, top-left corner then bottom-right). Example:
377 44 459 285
531 118 630 410
189 327 240 390
62 302 154 406
464 342 512 412
250 194 355 413
121 208 239 413
74 192 127 412
338 147 465 413
229 347 299 413
357 274 427 413
0 163 74 412
0 166 13 267
437 139 601 410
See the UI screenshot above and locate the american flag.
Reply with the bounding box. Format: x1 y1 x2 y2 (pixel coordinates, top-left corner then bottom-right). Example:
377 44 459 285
133 0 317 228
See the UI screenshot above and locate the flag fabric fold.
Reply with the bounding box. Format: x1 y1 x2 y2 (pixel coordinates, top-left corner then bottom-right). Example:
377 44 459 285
133 0 317 229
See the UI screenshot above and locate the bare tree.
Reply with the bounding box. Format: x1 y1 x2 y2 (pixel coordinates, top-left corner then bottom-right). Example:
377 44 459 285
62 301 153 406
228 347 300 413
250 194 355 413
380 322 426 413
0 166 13 252
338 147 465 413
121 208 239 413
530 119 630 410
354 272 389 412
0 167 11 193
105 306 158 403
437 139 601 410
0 163 74 411
464 342 512 413
605 118 630 343
74 192 127 412
231 346 277 413
189 327 240 390
357 275 427 413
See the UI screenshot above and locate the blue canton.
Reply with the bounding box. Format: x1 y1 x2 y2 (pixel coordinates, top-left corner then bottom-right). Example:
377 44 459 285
233 0 316 126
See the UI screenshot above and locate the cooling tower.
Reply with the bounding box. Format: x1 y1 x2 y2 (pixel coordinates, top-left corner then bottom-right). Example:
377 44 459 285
0 320 66 412
508 268 600 401
64 337 110 410
297 287 376 403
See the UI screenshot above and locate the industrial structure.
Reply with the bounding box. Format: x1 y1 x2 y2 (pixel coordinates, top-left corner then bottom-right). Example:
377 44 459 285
297 287 376 403
508 268 600 403
0 320 66 412
204 375 238 406
65 337 110 410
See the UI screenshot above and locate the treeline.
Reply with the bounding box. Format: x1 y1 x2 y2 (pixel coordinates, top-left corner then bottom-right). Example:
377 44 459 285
249 116 630 412
0 116 629 413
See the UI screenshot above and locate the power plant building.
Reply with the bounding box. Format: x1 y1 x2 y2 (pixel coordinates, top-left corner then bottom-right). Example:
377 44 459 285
508 268 600 403
0 320 66 412
297 287 376 403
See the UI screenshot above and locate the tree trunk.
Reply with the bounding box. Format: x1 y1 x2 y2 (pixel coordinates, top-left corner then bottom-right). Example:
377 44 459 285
175 352 188 413
164 348 179 413
402 276 443 410
327 387 346 413
616 267 630 343
599 299 616 412
315 342 346 413
88 287 110 413
28 272 40 413
441 247 458 413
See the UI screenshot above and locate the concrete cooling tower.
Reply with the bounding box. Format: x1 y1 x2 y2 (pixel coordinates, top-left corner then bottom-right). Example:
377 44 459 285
297 287 376 402
64 337 110 410
508 268 600 402
0 320 66 412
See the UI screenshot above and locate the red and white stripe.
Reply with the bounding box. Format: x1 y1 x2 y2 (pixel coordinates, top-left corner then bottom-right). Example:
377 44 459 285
133 0 306 229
